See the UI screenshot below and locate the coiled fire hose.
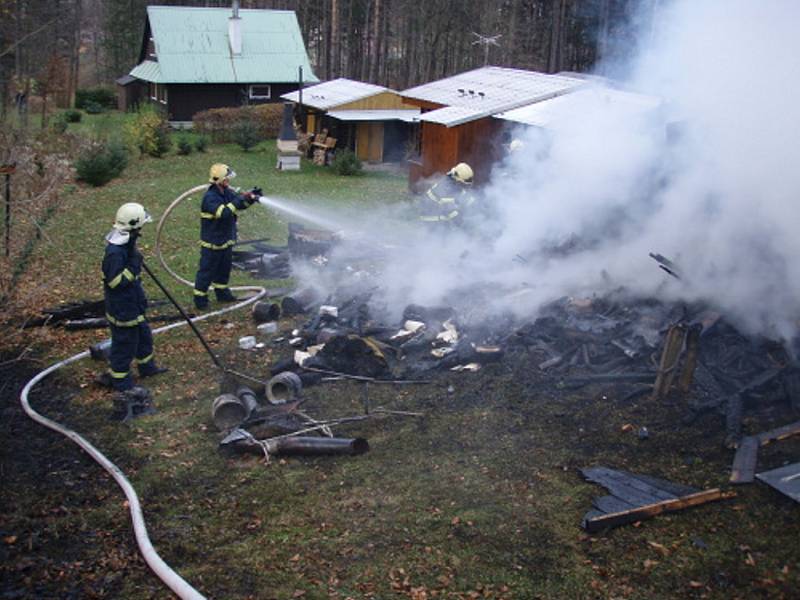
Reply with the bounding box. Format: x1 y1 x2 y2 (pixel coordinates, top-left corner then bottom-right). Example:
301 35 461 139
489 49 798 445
19 184 270 599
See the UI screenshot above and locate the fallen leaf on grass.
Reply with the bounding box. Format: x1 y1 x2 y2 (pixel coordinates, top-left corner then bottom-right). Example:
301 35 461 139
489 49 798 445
3 535 17 545
647 541 669 556
689 581 703 588
643 559 659 571
745 553 756 566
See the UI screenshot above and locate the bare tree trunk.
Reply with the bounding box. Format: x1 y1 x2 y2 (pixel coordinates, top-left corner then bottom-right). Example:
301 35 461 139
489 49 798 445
368 0 380 82
547 0 565 73
330 0 339 78
68 0 82 107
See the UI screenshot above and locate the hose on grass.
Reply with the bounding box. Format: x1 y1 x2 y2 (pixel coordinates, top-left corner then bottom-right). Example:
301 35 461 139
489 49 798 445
19 183 274 599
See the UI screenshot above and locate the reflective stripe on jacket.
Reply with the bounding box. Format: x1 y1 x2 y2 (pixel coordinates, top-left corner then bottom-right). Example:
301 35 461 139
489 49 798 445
419 178 476 223
200 184 251 249
103 241 147 326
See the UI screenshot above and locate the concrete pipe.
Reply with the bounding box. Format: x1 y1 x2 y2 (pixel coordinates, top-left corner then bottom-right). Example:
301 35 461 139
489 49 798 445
252 301 281 324
236 386 260 415
266 371 302 405
212 393 249 431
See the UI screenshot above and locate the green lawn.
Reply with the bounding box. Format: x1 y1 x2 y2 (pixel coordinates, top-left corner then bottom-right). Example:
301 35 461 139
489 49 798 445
2 113 799 600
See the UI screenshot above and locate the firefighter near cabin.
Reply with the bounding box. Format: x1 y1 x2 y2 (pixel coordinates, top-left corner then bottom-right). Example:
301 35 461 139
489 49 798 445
96 202 168 400
193 163 262 309
419 162 478 228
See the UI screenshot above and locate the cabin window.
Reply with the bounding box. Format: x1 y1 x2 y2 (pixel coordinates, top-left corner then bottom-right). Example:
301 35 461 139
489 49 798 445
148 37 157 60
150 83 167 105
249 85 271 100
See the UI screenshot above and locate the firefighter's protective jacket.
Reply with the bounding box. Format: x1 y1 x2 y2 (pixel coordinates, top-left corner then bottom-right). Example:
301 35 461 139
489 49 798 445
103 236 147 327
199 184 254 250
419 177 476 223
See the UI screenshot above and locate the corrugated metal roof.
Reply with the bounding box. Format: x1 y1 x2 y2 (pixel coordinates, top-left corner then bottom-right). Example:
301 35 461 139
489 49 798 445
416 106 484 126
130 60 164 83
281 78 390 110
403 66 584 127
496 87 662 129
131 6 318 84
327 109 420 122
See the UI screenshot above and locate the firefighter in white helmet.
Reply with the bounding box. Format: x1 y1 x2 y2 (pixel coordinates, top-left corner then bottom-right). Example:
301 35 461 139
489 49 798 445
96 202 167 403
419 162 477 227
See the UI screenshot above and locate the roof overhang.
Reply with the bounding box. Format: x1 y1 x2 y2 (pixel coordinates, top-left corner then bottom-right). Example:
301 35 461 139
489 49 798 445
130 60 164 84
495 87 662 130
327 109 420 123
281 78 392 110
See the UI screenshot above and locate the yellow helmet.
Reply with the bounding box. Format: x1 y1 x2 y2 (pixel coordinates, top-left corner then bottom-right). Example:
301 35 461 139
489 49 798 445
209 163 236 183
447 162 474 184
113 202 152 231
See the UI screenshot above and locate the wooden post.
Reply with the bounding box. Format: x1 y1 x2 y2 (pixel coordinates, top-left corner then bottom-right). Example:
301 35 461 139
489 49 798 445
651 323 686 401
677 323 702 393
1 163 15 257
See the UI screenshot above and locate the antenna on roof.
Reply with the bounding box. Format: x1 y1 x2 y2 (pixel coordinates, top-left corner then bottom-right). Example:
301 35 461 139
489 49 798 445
471 32 502 66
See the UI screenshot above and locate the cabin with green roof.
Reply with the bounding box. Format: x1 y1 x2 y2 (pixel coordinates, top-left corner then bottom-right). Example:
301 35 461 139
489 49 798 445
123 3 318 124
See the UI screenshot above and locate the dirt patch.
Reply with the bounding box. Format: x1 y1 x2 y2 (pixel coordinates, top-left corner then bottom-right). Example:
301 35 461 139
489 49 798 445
0 352 149 599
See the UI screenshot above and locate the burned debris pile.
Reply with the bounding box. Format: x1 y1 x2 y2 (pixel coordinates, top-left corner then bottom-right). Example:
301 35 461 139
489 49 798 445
506 295 800 444
226 226 800 508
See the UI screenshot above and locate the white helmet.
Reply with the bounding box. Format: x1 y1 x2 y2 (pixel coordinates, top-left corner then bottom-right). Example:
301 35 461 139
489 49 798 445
114 202 152 231
508 139 524 153
447 162 474 184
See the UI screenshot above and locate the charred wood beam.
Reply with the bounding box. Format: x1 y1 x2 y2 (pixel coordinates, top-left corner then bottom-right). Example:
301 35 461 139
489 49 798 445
677 323 703 393
560 373 657 389
584 488 735 533
729 435 759 484
652 323 686 401
63 313 186 331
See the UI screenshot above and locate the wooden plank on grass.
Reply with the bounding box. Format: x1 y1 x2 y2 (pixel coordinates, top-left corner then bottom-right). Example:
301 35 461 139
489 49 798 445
730 435 759 484
584 489 735 533
757 420 800 446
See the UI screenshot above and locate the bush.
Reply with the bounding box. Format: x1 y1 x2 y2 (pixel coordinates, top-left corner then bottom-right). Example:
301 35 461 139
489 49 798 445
51 114 68 135
64 109 82 123
330 149 362 176
75 87 116 110
193 103 283 143
84 101 104 114
124 106 172 158
177 137 193 155
195 135 209 153
232 121 261 152
75 139 128 187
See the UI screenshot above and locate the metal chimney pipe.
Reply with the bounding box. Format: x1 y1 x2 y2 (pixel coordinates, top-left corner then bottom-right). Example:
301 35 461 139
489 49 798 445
232 0 240 19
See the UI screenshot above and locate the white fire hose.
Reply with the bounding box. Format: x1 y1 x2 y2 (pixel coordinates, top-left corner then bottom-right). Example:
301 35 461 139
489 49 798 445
19 184 272 599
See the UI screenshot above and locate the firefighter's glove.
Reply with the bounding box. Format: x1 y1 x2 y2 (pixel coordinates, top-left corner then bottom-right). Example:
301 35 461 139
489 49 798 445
244 187 262 204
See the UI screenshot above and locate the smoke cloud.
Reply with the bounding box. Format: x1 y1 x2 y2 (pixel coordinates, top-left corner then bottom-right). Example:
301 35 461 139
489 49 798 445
289 0 800 343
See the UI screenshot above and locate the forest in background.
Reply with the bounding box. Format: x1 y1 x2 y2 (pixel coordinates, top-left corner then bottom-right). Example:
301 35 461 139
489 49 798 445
0 0 657 117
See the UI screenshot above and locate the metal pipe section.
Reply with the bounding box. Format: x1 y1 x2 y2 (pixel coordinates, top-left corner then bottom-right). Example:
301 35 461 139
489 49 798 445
267 436 369 456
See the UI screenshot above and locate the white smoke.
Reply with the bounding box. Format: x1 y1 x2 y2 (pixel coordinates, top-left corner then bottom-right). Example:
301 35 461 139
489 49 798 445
290 0 800 341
